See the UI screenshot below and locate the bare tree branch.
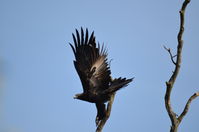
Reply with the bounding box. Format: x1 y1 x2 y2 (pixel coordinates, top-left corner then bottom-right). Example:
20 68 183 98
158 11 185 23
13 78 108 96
96 93 115 132
164 0 199 132
164 46 177 65
178 92 199 122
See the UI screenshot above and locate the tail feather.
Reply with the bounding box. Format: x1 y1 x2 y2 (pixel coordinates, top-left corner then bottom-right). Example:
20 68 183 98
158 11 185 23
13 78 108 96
103 77 134 94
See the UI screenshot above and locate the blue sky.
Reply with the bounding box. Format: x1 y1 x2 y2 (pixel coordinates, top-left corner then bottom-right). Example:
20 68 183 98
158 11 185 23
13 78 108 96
0 0 199 132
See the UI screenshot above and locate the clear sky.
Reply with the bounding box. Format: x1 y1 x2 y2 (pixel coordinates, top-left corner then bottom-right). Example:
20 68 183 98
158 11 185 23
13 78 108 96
0 0 199 132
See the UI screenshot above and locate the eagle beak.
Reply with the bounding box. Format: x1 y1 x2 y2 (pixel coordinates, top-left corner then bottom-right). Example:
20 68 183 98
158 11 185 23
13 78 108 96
73 95 78 99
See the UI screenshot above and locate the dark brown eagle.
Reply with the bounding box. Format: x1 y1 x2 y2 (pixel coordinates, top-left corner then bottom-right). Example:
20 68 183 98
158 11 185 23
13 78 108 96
70 28 133 126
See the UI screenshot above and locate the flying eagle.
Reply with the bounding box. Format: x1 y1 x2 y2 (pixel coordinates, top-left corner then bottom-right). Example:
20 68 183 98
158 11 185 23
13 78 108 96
70 28 133 126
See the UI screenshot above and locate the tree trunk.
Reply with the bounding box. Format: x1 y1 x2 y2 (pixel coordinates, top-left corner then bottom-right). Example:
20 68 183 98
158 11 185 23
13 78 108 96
170 123 179 132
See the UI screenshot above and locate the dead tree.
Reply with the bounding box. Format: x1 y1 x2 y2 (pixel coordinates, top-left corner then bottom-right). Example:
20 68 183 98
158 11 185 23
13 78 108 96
164 0 199 132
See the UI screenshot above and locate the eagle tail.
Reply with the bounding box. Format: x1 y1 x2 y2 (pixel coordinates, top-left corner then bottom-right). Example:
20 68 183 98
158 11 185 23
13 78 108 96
103 77 133 94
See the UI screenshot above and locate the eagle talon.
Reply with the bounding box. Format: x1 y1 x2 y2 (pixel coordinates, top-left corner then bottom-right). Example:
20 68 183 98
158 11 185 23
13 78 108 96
95 116 99 126
95 116 101 126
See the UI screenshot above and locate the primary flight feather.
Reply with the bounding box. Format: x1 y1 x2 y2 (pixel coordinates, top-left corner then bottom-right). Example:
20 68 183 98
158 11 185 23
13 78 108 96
70 28 133 126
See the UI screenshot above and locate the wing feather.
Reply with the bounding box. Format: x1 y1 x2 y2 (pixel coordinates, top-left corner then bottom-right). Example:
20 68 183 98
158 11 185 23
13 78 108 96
70 28 111 92
72 33 78 51
76 29 80 46
81 27 84 44
85 29 89 44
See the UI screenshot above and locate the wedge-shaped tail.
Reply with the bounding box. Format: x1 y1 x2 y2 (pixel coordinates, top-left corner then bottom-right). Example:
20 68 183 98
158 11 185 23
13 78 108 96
102 77 134 95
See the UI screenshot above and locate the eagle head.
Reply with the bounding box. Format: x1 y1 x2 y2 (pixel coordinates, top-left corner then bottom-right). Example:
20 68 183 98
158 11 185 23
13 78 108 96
73 93 88 100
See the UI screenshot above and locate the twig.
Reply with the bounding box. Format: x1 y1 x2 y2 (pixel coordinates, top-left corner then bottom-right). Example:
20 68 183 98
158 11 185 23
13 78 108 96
164 46 177 65
96 93 115 132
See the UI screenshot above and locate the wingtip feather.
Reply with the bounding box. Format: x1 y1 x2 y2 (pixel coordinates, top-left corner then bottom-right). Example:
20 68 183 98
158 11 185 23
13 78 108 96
76 29 80 45
81 27 84 44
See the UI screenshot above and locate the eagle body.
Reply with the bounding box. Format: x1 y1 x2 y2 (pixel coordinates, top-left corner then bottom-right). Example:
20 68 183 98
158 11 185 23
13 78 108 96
70 28 133 125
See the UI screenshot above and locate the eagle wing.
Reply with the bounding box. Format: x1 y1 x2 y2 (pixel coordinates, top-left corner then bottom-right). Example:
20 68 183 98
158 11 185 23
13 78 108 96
70 28 111 93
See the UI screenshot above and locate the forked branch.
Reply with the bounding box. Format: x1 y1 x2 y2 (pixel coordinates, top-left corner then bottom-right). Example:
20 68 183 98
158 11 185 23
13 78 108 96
164 0 199 132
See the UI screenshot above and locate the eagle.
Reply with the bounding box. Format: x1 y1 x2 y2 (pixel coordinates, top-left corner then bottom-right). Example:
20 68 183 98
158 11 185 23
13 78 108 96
69 28 133 126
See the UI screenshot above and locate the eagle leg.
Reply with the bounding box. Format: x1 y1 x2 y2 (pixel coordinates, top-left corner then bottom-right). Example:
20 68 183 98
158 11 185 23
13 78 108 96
95 103 106 126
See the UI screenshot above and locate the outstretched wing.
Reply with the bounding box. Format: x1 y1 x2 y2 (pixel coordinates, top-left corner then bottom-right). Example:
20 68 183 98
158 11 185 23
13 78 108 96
70 28 111 93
